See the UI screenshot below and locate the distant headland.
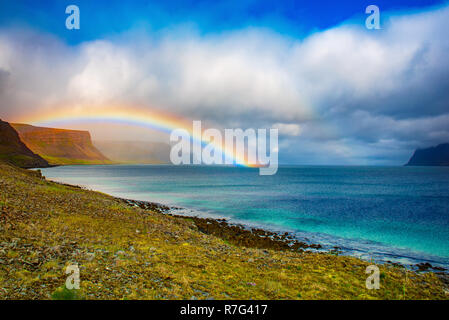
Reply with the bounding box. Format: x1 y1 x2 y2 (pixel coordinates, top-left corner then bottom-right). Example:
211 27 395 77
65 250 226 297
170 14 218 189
406 143 449 166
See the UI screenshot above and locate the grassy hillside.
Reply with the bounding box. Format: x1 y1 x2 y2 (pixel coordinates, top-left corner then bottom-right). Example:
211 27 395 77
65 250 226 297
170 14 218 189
0 120 49 168
11 123 112 166
0 160 447 300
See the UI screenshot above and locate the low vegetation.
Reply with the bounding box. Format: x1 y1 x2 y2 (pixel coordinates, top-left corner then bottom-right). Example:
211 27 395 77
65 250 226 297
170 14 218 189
0 161 447 300
42 156 115 166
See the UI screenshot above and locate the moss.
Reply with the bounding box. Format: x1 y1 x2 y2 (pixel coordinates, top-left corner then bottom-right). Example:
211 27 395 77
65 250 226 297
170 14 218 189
0 160 447 300
43 156 115 166
51 286 85 300
7 250 19 258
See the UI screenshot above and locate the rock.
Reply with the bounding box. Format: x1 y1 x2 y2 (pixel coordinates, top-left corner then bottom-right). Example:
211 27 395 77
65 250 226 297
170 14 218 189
50 245 61 252
0 120 49 168
115 259 123 267
416 262 433 272
86 253 95 261
432 266 446 271
406 143 449 166
12 123 109 165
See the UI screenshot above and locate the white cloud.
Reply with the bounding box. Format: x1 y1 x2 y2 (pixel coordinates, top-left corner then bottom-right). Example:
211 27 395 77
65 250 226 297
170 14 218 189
272 123 302 136
1 5 449 164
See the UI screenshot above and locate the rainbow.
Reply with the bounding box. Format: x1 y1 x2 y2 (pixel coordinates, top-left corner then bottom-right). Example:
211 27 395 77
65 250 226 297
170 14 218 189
17 107 255 167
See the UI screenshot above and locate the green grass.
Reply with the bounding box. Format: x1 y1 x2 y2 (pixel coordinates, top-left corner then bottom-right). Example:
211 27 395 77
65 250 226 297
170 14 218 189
51 286 85 300
43 156 115 166
0 160 447 300
0 153 41 167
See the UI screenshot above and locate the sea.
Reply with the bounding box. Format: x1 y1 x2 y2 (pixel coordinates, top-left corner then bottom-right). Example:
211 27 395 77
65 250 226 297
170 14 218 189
39 165 449 268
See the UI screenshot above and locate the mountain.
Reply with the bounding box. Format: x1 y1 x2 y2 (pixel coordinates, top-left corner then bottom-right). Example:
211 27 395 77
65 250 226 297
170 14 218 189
94 140 171 164
11 123 111 165
0 119 49 168
406 143 449 166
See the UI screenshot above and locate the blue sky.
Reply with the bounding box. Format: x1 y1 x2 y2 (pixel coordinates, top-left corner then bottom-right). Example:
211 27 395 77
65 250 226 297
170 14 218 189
1 1 449 165
0 0 446 43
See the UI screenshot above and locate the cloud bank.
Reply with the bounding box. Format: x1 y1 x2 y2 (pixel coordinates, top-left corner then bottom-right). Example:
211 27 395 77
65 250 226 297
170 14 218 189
0 4 449 164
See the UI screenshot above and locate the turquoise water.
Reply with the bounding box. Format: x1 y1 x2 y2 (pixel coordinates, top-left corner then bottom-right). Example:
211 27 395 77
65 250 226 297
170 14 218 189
40 165 449 267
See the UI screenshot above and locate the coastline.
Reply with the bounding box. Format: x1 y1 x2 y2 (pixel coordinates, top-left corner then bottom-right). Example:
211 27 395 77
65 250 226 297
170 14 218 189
119 198 324 251
37 164 449 271
116 198 448 275
35 168 449 274
2 161 448 299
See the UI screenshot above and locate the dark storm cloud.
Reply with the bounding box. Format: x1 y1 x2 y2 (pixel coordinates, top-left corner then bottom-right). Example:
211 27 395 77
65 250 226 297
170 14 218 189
0 5 448 164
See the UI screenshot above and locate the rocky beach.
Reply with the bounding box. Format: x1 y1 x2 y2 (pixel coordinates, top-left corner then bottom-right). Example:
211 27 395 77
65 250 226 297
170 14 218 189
1 161 448 300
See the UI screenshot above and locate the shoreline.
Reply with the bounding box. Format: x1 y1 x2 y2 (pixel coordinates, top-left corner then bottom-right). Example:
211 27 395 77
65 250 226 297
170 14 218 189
2 161 449 299
34 166 449 274
115 197 448 275
118 198 324 251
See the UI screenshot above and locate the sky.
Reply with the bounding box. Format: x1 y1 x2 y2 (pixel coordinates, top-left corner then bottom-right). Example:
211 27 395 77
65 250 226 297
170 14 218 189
0 0 449 165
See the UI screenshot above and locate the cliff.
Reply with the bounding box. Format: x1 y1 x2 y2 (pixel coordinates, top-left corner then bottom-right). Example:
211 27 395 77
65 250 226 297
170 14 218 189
11 123 111 165
0 119 49 168
406 143 449 166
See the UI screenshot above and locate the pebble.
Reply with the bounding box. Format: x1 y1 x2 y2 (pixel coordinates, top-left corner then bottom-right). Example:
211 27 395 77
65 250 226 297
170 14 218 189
86 253 95 261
